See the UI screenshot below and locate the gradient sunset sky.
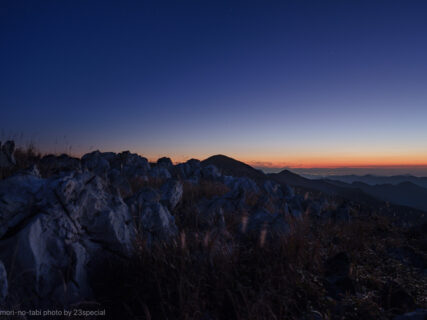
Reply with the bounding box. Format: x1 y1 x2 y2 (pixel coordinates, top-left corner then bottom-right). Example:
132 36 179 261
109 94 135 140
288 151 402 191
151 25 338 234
1 1 427 174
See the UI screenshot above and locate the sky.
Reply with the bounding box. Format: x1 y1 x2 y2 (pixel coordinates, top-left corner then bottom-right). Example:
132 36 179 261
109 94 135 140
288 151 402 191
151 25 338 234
1 0 427 175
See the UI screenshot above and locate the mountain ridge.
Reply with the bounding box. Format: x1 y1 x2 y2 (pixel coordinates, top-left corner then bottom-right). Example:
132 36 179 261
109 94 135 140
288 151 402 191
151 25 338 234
322 174 427 189
202 154 427 214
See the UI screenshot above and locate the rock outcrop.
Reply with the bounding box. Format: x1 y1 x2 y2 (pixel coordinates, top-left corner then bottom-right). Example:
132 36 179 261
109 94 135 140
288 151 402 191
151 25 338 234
174 159 201 181
0 170 135 305
127 187 177 246
161 179 183 210
157 157 173 169
0 142 349 307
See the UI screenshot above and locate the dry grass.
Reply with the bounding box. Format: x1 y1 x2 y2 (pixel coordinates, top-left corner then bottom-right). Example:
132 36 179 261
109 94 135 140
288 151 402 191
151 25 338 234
91 213 427 320
181 180 230 205
0 143 42 180
172 180 231 231
129 176 166 194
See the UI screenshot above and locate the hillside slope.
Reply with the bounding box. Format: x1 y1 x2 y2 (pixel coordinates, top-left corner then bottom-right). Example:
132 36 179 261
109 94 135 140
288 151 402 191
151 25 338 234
327 174 427 189
202 154 267 182
352 181 427 212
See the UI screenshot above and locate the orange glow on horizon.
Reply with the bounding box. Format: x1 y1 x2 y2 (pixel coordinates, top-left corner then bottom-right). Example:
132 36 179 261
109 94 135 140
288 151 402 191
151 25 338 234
247 161 427 169
71 147 427 170
244 154 427 169
246 158 427 169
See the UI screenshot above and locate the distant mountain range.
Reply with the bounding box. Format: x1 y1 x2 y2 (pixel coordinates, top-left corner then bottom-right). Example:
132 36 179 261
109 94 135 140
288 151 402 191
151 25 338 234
259 166 427 177
203 155 427 213
324 179 427 212
320 174 427 189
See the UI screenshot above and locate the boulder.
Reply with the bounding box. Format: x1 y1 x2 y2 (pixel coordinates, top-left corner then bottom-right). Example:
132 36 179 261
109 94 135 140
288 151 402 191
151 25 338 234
225 176 260 196
186 177 262 222
81 151 111 178
49 172 136 255
119 151 150 177
174 163 188 180
127 188 161 214
174 159 201 180
0 212 90 304
139 203 178 245
82 150 150 181
157 157 173 168
127 188 178 245
0 141 16 168
201 164 221 180
0 171 45 238
161 180 183 210
0 171 136 305
186 159 201 171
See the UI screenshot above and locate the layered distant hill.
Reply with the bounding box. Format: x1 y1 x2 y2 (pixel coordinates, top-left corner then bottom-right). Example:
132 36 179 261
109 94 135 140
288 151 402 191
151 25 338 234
323 174 427 189
203 155 427 214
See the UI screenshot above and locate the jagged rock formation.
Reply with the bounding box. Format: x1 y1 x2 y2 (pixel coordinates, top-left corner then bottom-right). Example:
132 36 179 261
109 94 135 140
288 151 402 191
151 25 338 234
161 179 183 210
0 143 348 307
0 169 135 305
127 187 178 245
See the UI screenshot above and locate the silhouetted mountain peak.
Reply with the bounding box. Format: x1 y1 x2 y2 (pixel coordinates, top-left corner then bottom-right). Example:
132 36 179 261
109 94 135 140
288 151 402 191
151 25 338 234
202 154 266 181
277 169 300 176
203 154 244 165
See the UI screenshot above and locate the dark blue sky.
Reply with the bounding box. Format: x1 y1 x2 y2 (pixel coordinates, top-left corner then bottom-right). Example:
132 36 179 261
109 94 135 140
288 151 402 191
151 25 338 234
1 0 427 171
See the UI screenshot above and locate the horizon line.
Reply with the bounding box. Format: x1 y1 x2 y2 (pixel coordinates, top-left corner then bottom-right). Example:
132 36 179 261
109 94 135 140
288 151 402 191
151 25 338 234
10 143 427 170
251 164 427 169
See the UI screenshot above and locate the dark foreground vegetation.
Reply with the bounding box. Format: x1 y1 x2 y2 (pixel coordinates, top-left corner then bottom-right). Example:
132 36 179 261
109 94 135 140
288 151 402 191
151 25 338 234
0 143 426 320
94 214 426 320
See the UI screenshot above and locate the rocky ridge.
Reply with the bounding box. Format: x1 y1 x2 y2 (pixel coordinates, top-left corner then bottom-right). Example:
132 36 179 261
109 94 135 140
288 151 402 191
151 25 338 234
0 143 313 306
0 142 425 319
